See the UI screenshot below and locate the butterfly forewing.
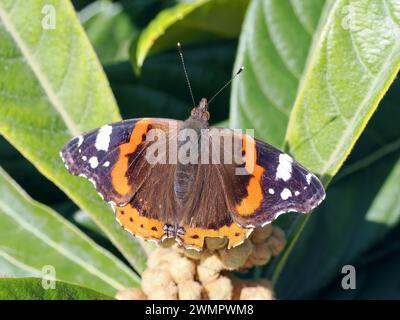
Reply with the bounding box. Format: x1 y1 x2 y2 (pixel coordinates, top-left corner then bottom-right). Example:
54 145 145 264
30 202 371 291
60 118 182 206
214 131 325 227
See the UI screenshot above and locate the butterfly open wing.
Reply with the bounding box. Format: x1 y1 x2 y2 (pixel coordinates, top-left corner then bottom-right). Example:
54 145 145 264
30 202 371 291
213 130 326 228
60 118 182 244
61 118 179 204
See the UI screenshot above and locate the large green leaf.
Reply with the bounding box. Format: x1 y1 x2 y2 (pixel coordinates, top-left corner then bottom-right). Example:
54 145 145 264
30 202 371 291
285 0 400 179
0 137 68 206
0 0 146 271
230 0 326 146
277 50 400 298
232 0 400 285
0 278 113 300
270 0 400 285
274 75 400 298
0 167 139 296
133 0 249 73
79 0 138 64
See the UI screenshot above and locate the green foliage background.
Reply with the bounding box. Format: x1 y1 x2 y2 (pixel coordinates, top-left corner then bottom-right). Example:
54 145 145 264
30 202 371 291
0 0 399 299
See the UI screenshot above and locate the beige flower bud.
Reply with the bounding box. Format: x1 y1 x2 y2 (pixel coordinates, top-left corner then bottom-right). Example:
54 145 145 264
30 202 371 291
168 256 196 284
178 280 203 300
231 278 275 300
268 227 286 256
115 287 147 300
147 247 182 269
204 276 233 300
219 239 253 270
160 237 177 249
178 247 203 260
240 281 275 300
205 237 228 251
247 242 272 266
141 267 174 296
197 252 225 284
147 283 179 300
250 225 273 244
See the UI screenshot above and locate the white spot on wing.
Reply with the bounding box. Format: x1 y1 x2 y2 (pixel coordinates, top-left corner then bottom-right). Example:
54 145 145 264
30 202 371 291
295 191 300 196
103 161 110 167
306 173 312 184
268 188 275 194
89 156 99 168
82 156 87 161
280 188 292 200
276 154 292 181
95 125 113 151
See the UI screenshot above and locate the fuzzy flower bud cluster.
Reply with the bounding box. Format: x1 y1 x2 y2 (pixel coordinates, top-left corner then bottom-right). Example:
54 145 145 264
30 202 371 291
116 225 286 300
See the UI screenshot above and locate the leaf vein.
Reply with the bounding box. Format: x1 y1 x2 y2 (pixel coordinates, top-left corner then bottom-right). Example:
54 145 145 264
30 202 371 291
0 5 80 136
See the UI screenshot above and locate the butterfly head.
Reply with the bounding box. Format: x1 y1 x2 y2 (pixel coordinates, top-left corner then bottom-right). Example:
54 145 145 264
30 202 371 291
191 98 210 121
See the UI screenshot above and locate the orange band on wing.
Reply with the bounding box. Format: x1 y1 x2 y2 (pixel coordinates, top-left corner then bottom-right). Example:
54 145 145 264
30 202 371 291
114 204 165 241
178 223 252 250
235 135 265 216
111 119 149 196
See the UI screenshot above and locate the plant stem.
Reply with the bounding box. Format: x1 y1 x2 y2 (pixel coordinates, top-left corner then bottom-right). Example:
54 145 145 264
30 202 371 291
269 214 310 285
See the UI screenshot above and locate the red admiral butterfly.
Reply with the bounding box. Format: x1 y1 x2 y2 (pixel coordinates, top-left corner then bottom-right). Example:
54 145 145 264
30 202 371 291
60 44 325 251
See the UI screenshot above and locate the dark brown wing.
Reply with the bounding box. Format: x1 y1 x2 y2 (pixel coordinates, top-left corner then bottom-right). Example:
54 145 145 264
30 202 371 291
108 118 182 243
174 163 253 250
176 127 325 250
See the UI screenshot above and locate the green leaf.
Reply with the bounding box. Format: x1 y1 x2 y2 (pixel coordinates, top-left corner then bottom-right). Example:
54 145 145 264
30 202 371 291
0 0 147 271
133 0 249 73
0 278 113 300
274 77 400 298
230 0 326 146
231 0 400 288
0 167 139 296
285 0 400 179
0 137 68 206
73 210 105 236
271 0 400 285
79 0 138 64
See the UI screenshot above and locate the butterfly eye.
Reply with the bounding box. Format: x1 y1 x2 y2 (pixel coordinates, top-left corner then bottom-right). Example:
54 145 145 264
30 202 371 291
191 108 196 116
204 111 210 120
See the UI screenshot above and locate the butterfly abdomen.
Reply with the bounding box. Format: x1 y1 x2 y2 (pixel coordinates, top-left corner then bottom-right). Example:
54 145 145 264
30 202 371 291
174 164 196 200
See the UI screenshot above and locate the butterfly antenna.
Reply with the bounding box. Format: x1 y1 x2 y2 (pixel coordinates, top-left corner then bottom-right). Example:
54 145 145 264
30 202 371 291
208 66 244 105
177 42 196 107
